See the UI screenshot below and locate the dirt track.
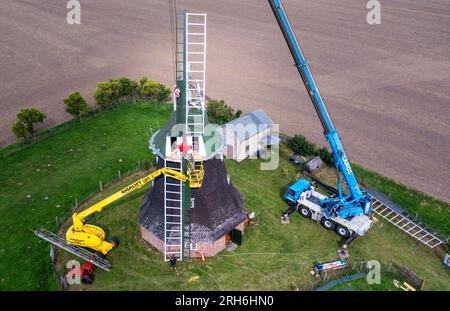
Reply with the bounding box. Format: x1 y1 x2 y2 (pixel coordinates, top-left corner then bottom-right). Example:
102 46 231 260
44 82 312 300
1 0 449 202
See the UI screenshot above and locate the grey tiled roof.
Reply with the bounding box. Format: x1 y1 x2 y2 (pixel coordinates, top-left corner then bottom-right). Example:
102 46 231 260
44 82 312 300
223 109 273 141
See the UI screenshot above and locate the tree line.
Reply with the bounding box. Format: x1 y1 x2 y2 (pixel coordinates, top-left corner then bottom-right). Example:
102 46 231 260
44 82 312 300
11 77 171 142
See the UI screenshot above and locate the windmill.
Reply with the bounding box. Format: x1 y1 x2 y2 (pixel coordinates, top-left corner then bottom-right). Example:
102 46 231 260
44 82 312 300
139 11 245 261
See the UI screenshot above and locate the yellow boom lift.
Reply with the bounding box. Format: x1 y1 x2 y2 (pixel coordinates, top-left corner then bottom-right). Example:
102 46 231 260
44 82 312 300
35 162 204 270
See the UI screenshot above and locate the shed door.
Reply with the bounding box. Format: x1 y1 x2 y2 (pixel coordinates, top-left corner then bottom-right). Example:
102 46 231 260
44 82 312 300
226 145 234 159
230 229 242 245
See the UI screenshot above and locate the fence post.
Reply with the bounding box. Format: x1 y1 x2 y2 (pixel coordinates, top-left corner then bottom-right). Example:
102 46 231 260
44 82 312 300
73 198 78 212
99 181 103 191
118 170 121 179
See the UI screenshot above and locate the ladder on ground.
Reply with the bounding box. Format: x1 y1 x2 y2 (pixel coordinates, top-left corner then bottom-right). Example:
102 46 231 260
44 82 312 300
164 160 184 261
369 194 445 249
35 229 112 271
185 13 207 135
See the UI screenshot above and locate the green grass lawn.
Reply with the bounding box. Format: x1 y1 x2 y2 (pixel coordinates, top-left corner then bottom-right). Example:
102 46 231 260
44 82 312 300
0 100 448 291
55 150 449 291
0 100 171 290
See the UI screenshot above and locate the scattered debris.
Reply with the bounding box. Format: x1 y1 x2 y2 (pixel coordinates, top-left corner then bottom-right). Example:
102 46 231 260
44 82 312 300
226 242 238 252
311 259 349 277
290 153 307 164
337 246 350 259
188 275 200 283
393 279 416 291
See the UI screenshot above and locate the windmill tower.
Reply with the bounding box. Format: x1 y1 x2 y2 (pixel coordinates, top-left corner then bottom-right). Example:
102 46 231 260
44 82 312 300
139 11 245 261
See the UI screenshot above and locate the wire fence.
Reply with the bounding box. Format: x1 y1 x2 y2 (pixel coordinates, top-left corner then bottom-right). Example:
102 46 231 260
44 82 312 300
53 159 154 233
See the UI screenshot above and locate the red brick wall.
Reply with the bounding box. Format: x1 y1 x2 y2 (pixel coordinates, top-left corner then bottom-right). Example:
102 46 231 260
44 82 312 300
140 220 245 258
140 226 164 253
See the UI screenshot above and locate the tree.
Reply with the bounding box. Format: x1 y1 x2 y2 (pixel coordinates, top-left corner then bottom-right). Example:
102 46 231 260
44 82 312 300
318 147 334 166
16 108 46 138
64 92 89 120
287 134 316 156
140 80 171 101
207 99 241 125
11 122 27 140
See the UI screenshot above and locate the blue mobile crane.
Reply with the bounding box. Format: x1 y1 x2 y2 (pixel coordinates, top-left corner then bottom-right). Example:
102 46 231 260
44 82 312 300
268 0 373 241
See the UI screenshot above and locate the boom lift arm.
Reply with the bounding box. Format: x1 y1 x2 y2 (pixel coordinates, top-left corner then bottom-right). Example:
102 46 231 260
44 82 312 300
268 0 372 217
66 166 200 255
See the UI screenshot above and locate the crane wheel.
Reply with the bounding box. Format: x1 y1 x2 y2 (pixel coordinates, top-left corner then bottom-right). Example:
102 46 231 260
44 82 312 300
110 236 119 249
321 218 335 230
335 225 350 238
299 206 312 219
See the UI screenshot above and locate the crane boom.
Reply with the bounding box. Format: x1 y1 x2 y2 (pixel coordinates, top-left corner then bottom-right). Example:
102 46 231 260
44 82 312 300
268 0 371 215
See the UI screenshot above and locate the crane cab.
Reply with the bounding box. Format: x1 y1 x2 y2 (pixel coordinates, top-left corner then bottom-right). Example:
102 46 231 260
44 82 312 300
284 179 311 205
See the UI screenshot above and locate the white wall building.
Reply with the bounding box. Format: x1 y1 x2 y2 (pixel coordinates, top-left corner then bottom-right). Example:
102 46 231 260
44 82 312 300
221 109 279 162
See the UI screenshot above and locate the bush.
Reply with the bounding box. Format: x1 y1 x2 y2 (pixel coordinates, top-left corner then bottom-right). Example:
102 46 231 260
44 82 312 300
318 147 334 166
287 135 316 157
207 99 241 125
94 77 141 108
139 76 148 89
117 77 139 99
140 80 171 101
94 80 120 108
64 92 90 120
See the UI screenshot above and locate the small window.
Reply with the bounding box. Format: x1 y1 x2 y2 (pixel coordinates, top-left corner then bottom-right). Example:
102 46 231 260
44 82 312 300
245 145 250 156
185 242 197 250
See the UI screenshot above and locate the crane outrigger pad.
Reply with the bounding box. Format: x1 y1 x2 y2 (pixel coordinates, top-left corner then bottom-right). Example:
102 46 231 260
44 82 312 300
35 229 112 271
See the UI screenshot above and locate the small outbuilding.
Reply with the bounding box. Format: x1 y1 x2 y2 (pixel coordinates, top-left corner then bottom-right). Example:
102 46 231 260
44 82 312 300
222 109 279 162
305 156 323 173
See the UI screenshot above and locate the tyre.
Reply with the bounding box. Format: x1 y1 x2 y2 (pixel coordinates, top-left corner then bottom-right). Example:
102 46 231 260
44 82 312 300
299 206 312 218
321 217 335 230
335 225 350 238
110 236 119 249
81 275 94 284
